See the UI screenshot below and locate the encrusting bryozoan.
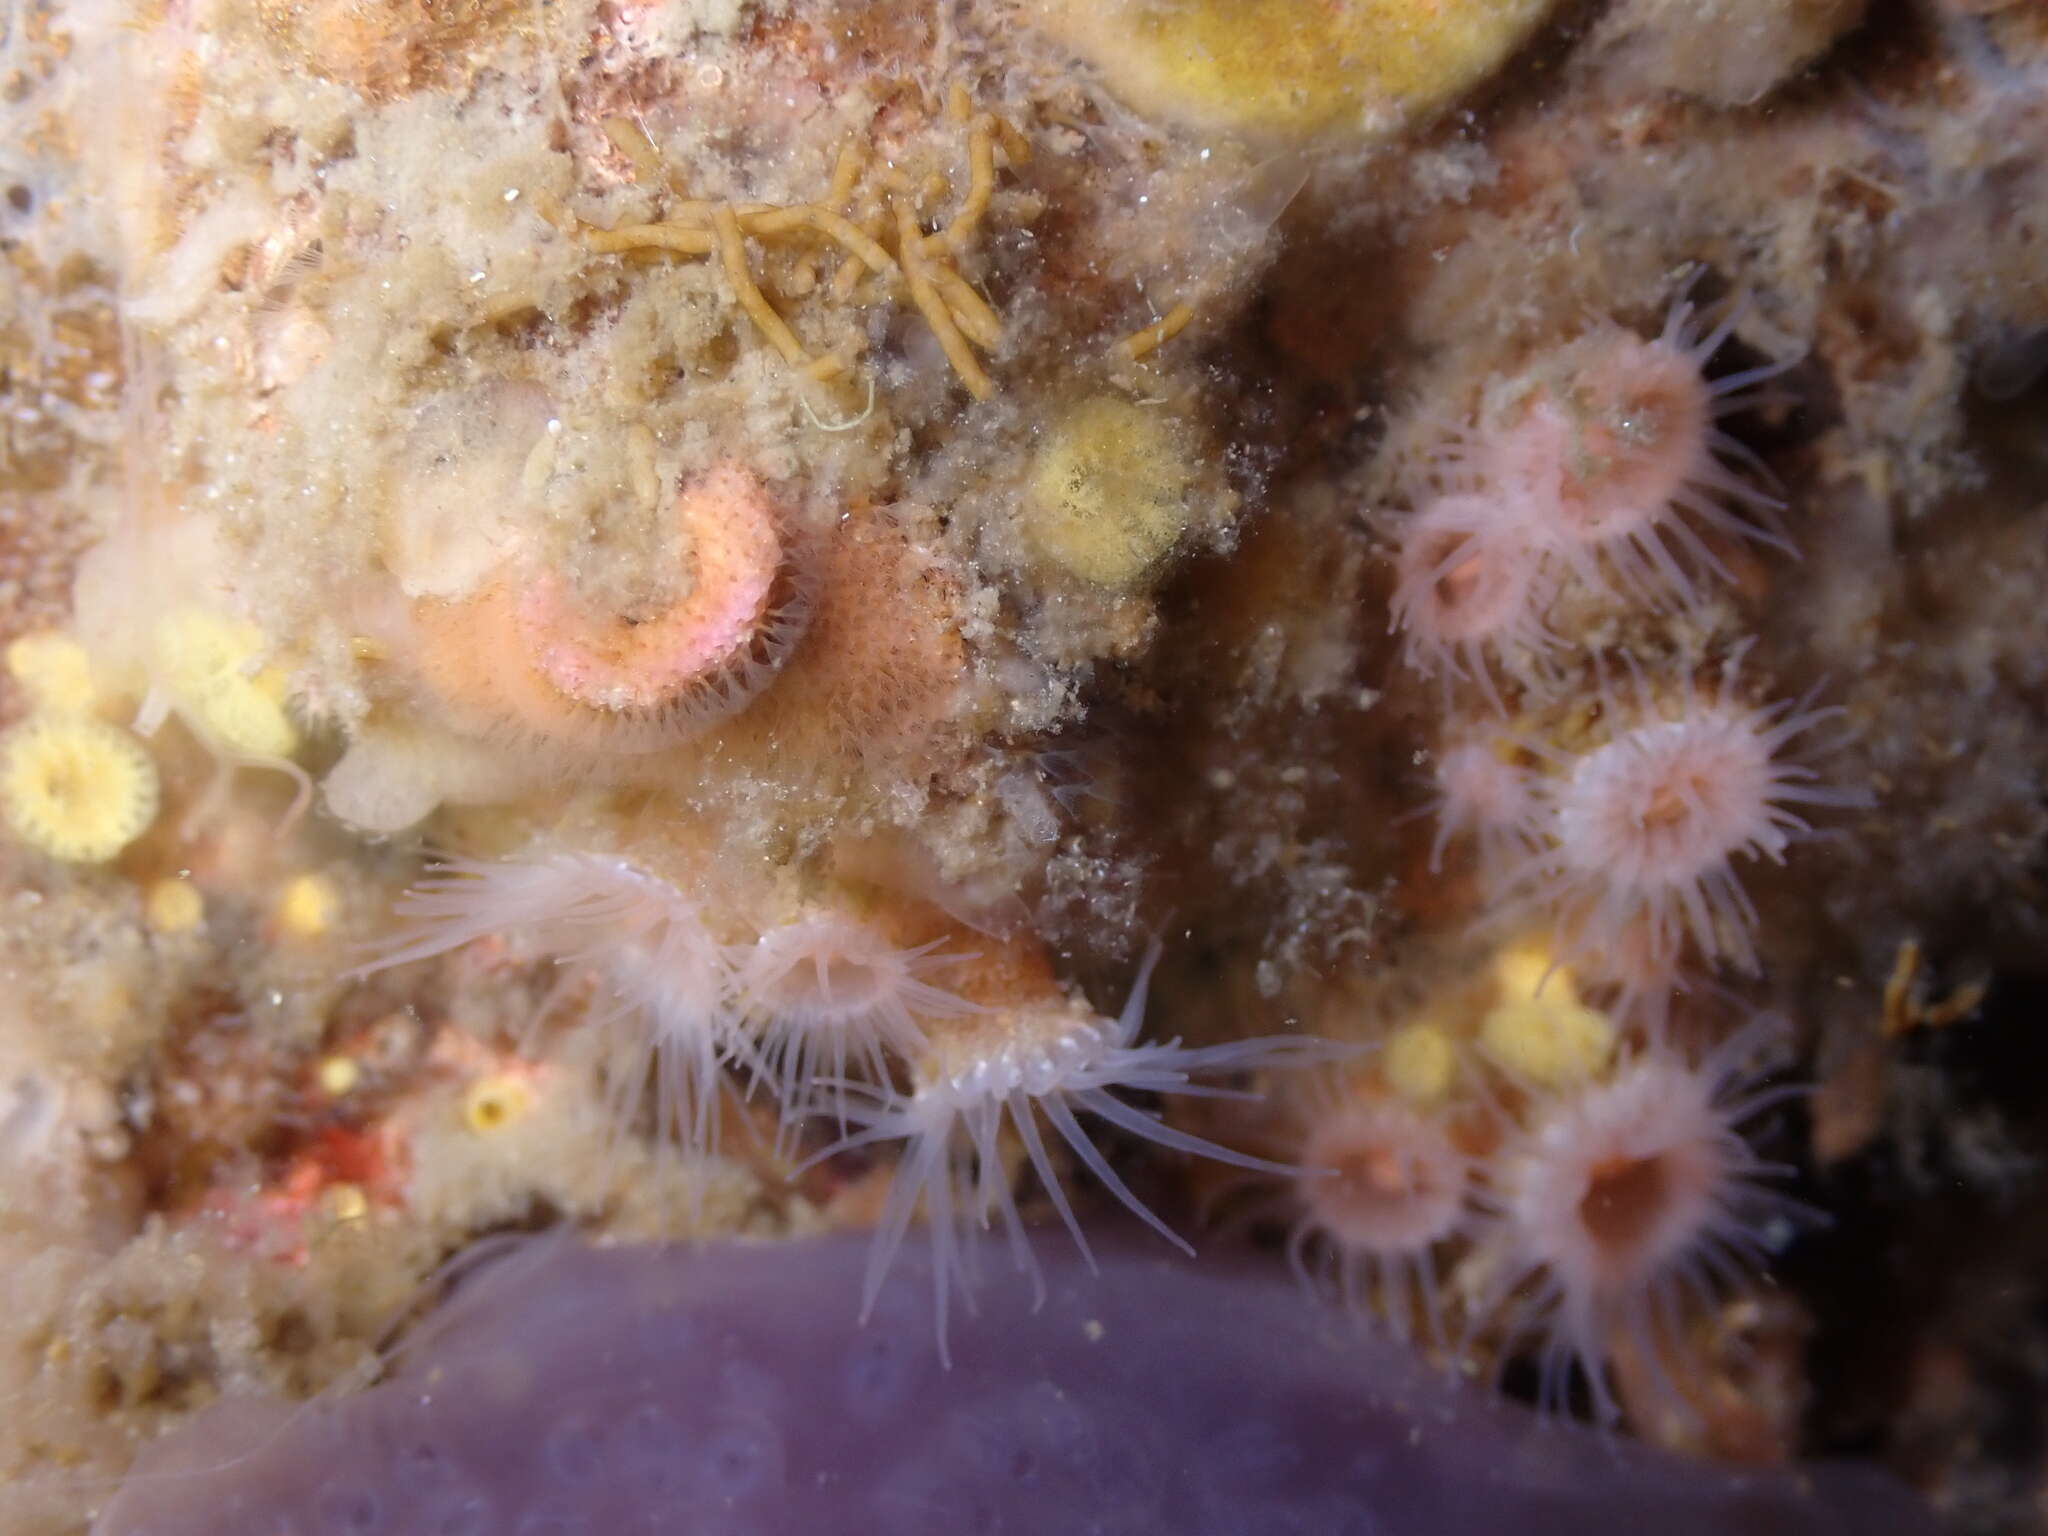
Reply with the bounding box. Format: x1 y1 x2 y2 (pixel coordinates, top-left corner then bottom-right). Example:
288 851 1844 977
808 943 1329 1361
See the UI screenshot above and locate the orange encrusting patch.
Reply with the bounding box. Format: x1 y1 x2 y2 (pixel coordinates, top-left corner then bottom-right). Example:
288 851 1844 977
255 0 520 99
737 506 969 774
943 927 1065 1012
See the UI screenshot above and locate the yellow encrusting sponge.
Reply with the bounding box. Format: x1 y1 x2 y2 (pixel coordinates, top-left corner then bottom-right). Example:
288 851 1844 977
1025 395 1202 589
1479 938 1617 1087
145 877 205 934
1383 1020 1457 1104
0 715 162 863
275 873 340 938
1029 0 1560 142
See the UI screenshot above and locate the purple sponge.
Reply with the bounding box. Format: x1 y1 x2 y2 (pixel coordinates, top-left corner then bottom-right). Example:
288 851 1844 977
95 1231 1933 1536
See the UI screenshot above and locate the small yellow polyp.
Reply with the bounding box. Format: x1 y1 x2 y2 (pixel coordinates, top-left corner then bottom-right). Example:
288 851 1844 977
1383 1022 1456 1104
276 874 339 938
155 608 301 758
0 715 161 863
1029 0 1558 142
145 877 205 934
157 609 265 694
1492 938 1565 1003
1025 396 1201 589
317 1055 362 1097
5 631 97 713
196 673 300 758
321 1183 369 1223
463 1074 532 1135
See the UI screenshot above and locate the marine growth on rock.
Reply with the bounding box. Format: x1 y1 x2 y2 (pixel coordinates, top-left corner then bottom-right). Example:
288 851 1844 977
4 0 2042 1529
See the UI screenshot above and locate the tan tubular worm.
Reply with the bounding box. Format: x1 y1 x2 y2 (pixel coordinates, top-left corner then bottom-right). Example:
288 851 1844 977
602 116 667 186
796 142 870 289
584 222 716 256
715 203 811 366
831 208 890 301
825 141 865 208
928 265 1003 351
669 199 776 222
1117 303 1195 361
803 207 897 276
992 115 1032 165
895 198 993 400
926 115 995 256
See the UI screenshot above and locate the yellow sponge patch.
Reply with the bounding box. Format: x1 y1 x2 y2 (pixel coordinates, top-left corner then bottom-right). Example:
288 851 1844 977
156 608 266 696
1480 939 1615 1087
1030 0 1558 142
0 715 161 863
1482 996 1615 1087
1383 1021 1457 1104
1026 396 1200 589
145 877 205 934
1492 937 1573 1008
275 873 340 938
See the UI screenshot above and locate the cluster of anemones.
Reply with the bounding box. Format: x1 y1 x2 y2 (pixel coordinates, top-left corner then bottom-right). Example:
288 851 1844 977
1355 284 1871 1433
1395 285 1867 987
1389 285 1795 706
1275 946 1811 1430
1426 645 1868 981
366 851 1324 1357
365 853 979 1158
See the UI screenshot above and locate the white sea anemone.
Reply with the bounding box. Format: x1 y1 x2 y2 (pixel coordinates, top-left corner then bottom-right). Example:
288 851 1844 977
1490 286 1799 613
1388 492 1560 711
809 944 1324 1361
362 852 747 1158
1424 734 1545 882
734 909 980 1136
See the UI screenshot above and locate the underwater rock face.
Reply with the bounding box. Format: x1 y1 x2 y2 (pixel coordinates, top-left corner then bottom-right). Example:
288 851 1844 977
94 1231 1934 1536
6 0 2048 1527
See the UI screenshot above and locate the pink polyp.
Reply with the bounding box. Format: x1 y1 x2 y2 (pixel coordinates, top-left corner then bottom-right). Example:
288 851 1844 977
517 463 783 711
1559 344 1711 535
